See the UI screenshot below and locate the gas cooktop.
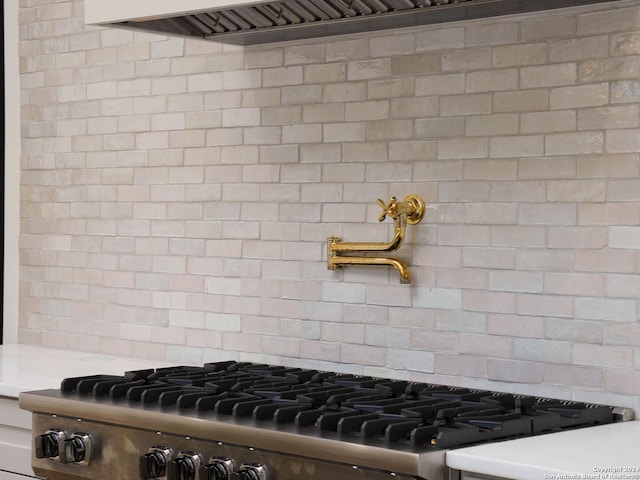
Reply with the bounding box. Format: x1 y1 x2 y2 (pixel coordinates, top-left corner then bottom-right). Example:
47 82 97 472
20 361 632 480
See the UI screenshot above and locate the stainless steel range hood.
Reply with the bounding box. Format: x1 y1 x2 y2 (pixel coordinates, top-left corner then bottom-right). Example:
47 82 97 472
85 0 619 45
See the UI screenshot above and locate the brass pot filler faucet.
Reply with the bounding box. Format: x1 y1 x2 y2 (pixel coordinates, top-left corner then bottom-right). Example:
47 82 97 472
327 194 425 284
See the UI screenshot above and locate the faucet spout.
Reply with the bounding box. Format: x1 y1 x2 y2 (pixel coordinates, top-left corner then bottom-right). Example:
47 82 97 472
328 251 411 284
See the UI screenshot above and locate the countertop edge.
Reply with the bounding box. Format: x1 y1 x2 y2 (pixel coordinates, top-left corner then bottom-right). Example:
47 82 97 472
0 344 174 399
446 421 640 480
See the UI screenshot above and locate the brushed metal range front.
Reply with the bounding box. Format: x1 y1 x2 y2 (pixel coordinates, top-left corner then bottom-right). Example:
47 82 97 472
31 413 434 480
22 390 448 480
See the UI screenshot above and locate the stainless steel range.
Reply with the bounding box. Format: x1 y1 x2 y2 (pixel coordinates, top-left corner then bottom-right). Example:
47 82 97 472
19 361 633 480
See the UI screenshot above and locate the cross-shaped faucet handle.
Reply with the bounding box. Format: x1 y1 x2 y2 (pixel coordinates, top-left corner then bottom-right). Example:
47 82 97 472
376 194 426 225
377 197 398 222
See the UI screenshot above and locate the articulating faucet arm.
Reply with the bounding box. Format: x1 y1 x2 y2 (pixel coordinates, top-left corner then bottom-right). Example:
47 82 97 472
327 194 425 284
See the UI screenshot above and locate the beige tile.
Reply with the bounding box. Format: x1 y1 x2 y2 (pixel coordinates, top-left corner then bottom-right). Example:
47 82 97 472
487 359 543 383
16 0 640 404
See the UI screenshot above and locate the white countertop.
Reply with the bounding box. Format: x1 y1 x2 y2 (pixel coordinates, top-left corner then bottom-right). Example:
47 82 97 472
0 344 174 398
447 420 640 480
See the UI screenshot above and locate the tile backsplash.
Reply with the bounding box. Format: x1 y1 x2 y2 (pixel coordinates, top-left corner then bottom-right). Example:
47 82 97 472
18 0 640 409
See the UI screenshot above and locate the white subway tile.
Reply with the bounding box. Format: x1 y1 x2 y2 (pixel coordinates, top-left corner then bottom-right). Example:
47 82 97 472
17 1 640 405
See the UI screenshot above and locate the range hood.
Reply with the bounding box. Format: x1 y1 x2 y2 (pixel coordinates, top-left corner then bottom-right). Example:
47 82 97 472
85 0 618 45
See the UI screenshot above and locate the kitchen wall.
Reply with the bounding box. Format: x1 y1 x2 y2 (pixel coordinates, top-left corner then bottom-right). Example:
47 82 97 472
17 0 640 410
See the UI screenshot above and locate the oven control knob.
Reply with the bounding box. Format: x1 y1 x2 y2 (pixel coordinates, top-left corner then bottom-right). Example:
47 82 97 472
35 428 66 459
200 457 235 480
63 432 92 464
140 446 172 479
238 463 267 480
168 451 201 480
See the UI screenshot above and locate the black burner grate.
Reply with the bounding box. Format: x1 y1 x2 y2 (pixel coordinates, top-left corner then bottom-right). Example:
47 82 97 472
60 361 615 450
